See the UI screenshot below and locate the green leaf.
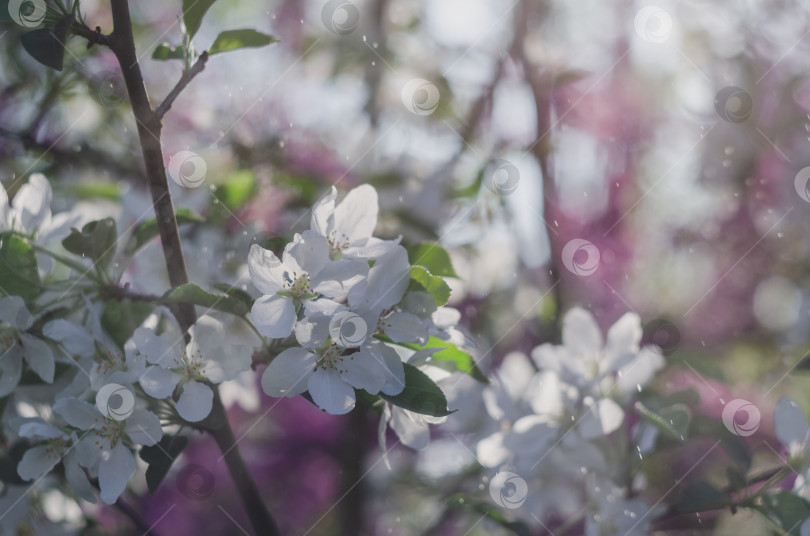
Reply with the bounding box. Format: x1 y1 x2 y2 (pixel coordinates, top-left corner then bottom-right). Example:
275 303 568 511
125 208 203 256
212 283 254 311
410 265 451 306
677 480 727 512
182 0 218 38
159 282 250 317
139 435 189 495
0 234 42 303
62 218 118 271
213 170 256 209
101 299 153 349
634 400 691 440
20 15 72 71
391 336 488 383
152 42 185 61
208 29 279 56
379 362 452 417
726 466 747 493
407 243 458 277
60 181 120 200
761 492 810 532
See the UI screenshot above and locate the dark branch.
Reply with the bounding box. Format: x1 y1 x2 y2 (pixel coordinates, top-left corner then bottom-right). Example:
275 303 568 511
156 51 209 119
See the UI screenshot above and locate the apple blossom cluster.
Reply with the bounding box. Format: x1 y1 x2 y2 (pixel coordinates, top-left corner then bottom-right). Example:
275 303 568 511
476 307 666 533
249 185 464 417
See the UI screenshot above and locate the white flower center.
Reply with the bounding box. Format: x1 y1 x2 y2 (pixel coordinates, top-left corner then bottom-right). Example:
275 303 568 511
283 271 313 298
317 342 355 374
327 231 351 258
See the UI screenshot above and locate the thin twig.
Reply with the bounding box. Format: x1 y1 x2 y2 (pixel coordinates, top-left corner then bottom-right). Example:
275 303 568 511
156 52 209 119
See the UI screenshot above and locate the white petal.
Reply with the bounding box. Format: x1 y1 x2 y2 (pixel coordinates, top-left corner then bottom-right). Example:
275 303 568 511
0 352 22 397
343 236 400 260
389 407 430 450
357 246 410 310
43 319 94 356
0 296 29 328
382 312 427 344
64 450 95 503
187 315 225 358
175 381 214 422
0 181 8 230
12 173 52 233
53 398 102 429
308 368 355 414
248 244 285 294
204 344 252 384
615 346 665 395
578 398 624 439
504 414 557 456
402 292 438 319
341 348 388 393
98 443 135 504
499 351 537 400
250 294 296 339
18 421 64 440
476 432 509 467
312 258 369 298
334 184 378 242
370 342 405 396
310 187 336 236
603 312 642 372
294 314 332 349
139 366 181 399
132 328 181 367
261 347 316 397
561 307 603 360
18 445 60 480
21 333 54 383
124 409 163 446
284 231 330 277
528 371 566 418
775 397 809 454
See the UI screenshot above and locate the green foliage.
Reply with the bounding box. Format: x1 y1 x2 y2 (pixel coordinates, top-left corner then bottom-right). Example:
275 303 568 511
160 282 251 317
391 335 488 383
634 400 691 440
379 363 452 417
407 243 458 278
445 494 532 536
209 29 278 56
152 43 185 61
0 233 42 303
139 435 189 494
20 15 72 71
100 299 154 349
126 208 203 256
760 492 810 534
62 218 118 272
677 480 727 512
181 0 218 39
410 266 451 306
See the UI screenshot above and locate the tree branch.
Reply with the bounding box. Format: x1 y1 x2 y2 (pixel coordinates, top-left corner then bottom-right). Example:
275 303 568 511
156 51 209 119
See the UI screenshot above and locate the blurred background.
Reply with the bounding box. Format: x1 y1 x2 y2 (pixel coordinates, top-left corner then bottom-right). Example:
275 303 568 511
2 0 810 534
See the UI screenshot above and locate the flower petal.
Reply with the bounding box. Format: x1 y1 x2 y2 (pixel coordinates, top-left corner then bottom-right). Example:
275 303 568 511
53 398 102 430
308 368 355 414
334 184 378 243
17 445 60 480
98 443 135 505
250 294 296 339
248 244 285 294
12 173 52 233
389 407 430 450
603 312 642 373
283 231 330 277
64 450 95 503
310 187 336 236
139 365 181 399
578 398 624 439
341 348 388 393
124 409 163 446
175 381 214 422
261 347 316 397
561 307 603 361
20 333 54 383
381 312 427 344
0 352 22 397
